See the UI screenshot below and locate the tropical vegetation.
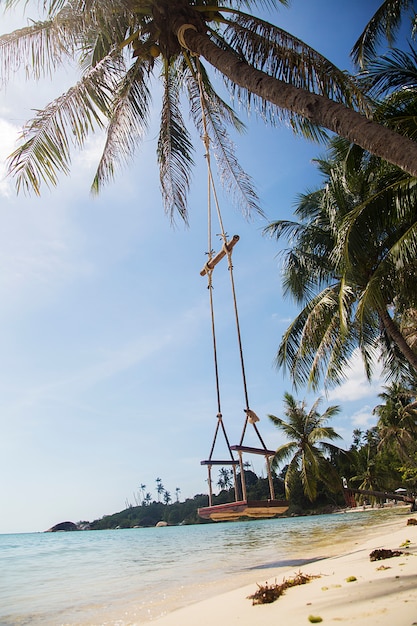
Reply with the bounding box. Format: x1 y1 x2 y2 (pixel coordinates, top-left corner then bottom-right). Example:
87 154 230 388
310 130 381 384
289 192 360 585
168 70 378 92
82 380 417 529
269 393 342 502
266 135 417 390
2 0 417 224
265 1 417 389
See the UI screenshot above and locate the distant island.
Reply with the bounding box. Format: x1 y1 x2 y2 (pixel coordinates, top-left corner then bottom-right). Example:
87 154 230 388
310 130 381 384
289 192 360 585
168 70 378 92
45 470 350 531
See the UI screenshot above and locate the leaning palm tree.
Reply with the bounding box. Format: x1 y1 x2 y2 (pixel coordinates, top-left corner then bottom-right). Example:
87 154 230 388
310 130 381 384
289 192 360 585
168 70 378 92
2 0 417 224
269 392 342 502
266 129 417 390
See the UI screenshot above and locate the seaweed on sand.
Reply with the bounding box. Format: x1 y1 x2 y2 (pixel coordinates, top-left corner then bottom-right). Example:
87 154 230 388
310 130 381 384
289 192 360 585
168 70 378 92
369 548 405 561
248 571 320 605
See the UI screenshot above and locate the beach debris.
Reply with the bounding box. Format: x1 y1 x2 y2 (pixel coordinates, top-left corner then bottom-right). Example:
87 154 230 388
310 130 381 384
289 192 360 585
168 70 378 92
407 518 417 526
376 565 391 570
308 616 323 623
321 584 341 591
248 572 320 605
345 576 357 582
369 548 405 561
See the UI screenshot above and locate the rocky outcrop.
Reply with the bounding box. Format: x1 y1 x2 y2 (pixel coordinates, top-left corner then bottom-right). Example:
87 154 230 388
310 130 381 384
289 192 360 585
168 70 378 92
45 521 79 532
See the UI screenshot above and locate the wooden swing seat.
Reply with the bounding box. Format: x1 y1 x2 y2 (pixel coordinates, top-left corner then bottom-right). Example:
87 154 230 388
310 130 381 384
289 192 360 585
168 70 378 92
200 460 240 466
198 499 289 522
230 444 276 457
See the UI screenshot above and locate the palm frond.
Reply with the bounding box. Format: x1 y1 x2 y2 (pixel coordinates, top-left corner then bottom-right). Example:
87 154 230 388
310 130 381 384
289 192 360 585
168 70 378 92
0 13 81 82
282 454 300 498
7 50 120 194
157 59 195 224
375 88 417 141
268 414 300 440
277 285 357 389
219 12 371 131
91 58 151 193
300 444 320 501
215 1 289 10
185 57 262 218
352 0 415 69
269 440 297 471
362 46 417 98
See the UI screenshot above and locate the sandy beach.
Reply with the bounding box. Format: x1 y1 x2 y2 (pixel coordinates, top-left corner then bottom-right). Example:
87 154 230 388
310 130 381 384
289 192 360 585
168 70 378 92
155 508 417 625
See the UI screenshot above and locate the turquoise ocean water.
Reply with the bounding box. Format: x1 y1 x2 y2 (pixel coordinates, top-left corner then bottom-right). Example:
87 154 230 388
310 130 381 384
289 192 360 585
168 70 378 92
0 508 406 625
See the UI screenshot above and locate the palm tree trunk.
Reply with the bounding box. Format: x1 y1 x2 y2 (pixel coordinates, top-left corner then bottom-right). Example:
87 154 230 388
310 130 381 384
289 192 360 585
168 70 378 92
379 306 417 372
175 24 417 178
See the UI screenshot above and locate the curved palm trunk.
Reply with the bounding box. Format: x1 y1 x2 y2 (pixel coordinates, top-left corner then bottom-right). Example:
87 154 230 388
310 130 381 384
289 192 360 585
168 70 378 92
379 306 417 373
175 24 417 178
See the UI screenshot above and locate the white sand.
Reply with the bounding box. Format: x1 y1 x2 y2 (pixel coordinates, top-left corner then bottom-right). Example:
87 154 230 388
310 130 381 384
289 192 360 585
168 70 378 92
155 509 417 625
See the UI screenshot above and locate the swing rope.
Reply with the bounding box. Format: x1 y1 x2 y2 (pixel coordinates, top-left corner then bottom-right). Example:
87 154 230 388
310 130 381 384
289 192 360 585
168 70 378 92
197 58 269 451
197 62 237 476
196 56 276 505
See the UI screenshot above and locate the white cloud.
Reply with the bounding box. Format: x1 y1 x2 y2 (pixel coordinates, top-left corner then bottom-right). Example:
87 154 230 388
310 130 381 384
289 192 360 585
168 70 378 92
350 405 376 428
0 118 19 197
326 349 383 403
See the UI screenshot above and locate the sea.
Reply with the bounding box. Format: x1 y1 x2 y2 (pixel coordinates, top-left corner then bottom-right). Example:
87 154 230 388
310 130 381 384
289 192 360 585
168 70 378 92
0 507 408 625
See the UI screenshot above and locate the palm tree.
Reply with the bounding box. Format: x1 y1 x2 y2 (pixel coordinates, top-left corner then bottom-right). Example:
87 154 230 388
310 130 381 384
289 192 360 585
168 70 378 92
350 427 387 504
352 0 416 70
269 392 343 502
163 489 172 504
217 466 233 490
155 477 165 502
351 428 364 451
2 0 417 221
266 131 417 390
374 382 417 462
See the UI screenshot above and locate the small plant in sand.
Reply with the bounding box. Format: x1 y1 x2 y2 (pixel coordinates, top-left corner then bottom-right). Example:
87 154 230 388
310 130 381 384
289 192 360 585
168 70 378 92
400 539 411 547
407 518 417 526
248 572 320 605
346 575 357 582
308 616 323 623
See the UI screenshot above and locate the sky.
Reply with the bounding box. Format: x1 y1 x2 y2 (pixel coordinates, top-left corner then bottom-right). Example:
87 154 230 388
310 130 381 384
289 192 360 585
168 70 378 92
0 0 387 534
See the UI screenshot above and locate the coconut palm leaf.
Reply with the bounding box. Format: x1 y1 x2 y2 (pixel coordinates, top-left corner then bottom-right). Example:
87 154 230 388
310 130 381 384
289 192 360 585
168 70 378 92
4 0 417 217
219 12 370 141
184 56 262 217
0 13 81 81
268 439 298 469
157 59 195 223
7 51 120 194
375 88 417 140
224 13 368 109
351 0 415 69
363 46 417 97
277 284 358 389
91 59 152 193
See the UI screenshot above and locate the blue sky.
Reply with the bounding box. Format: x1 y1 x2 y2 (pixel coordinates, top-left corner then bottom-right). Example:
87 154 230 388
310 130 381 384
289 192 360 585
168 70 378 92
0 0 386 534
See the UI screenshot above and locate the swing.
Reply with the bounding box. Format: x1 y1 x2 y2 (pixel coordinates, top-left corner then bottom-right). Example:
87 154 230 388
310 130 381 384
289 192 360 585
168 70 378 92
195 65 288 522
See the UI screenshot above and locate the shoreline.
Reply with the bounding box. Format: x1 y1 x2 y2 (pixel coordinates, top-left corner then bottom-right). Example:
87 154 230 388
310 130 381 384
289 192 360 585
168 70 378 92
154 506 417 625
